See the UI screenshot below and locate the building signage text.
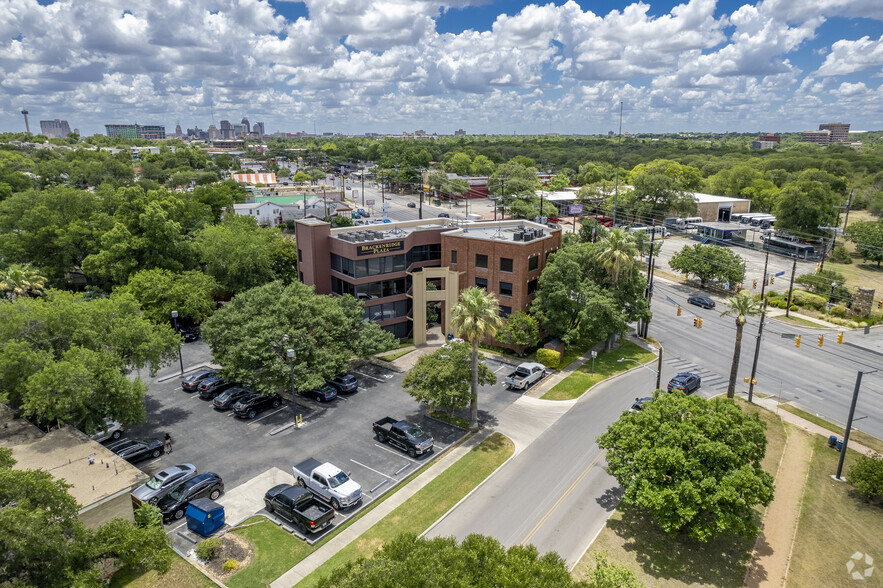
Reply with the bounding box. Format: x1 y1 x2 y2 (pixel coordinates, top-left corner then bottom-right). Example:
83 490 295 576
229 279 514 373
357 240 405 256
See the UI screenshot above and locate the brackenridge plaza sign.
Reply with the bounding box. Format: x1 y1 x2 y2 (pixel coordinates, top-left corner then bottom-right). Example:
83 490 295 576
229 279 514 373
356 240 405 256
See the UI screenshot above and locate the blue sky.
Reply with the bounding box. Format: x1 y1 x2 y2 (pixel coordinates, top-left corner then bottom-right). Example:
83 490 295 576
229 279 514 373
3 0 883 136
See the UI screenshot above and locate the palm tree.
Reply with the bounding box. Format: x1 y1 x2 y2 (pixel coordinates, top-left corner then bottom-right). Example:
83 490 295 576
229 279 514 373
595 227 639 286
0 264 47 300
451 287 503 431
721 291 764 398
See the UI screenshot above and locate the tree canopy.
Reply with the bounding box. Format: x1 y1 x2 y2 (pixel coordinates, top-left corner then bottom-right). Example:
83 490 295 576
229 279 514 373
402 341 496 415
845 220 883 267
117 268 218 324
597 393 775 542
668 243 745 287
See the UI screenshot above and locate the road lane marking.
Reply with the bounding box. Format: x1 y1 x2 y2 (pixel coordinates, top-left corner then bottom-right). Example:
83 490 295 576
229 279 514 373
352 371 385 383
520 450 606 547
350 459 397 480
247 406 287 424
494 365 507 373
373 443 420 463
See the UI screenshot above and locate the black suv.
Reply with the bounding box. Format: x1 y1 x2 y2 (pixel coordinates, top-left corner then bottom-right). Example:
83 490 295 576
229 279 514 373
667 373 701 394
156 473 224 522
178 325 201 342
181 369 216 392
197 376 236 399
233 393 282 419
213 386 252 411
629 397 654 412
687 295 715 309
302 384 337 403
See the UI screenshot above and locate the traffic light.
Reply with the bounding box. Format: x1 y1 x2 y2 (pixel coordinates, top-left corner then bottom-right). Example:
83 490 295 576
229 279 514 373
818 335 824 347
744 376 757 385
735 283 742 292
795 336 801 348
878 300 882 309
753 279 757 289
677 305 682 316
697 318 703 329
837 332 844 344
769 275 774 285
693 317 698 328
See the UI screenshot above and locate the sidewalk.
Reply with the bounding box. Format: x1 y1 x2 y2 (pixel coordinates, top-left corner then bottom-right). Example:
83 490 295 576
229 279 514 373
765 308 842 329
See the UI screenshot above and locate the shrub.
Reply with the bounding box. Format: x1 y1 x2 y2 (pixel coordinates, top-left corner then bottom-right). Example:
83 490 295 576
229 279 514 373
830 244 852 264
196 537 222 561
848 453 883 499
790 305 798 312
134 503 163 529
223 559 239 572
830 305 848 318
536 348 561 369
792 290 827 310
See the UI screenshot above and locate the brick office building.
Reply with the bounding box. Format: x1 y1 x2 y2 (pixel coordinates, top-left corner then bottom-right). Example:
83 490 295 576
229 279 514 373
295 217 562 345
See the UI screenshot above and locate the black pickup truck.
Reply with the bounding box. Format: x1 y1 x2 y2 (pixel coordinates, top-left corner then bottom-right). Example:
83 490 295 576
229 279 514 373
263 484 335 534
372 417 434 458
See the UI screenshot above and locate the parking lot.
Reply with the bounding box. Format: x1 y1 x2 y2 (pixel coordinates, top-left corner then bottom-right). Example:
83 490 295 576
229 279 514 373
121 341 524 538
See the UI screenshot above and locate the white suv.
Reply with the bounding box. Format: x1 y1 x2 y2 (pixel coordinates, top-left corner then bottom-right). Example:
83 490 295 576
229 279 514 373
89 419 124 443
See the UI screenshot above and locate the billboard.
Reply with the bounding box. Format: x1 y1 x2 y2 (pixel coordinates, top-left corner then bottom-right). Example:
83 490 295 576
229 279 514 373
568 204 584 214
366 199 375 206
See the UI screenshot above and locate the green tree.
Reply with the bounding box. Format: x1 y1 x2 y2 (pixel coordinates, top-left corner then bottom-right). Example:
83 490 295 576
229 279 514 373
720 291 764 398
471 154 496 176
0 448 171 586
595 228 638 287
402 341 496 416
446 152 473 176
774 179 838 236
200 281 395 395
668 244 745 287
0 263 47 299
193 215 297 294
117 268 218 324
496 311 540 356
488 160 542 199
451 288 504 431
597 393 775 542
585 551 645 588
845 220 883 267
847 453 883 500
547 172 570 191
316 533 588 588
292 171 311 182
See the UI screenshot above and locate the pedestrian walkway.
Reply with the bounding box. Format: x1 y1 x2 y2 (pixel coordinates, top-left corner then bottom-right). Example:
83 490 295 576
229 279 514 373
765 308 842 329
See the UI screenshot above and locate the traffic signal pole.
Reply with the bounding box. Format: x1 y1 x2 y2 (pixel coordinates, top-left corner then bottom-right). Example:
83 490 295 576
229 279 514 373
747 244 771 402
835 371 864 480
785 254 798 318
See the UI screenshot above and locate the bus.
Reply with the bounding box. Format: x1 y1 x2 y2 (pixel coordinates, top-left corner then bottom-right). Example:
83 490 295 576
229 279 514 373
626 225 668 238
762 235 817 259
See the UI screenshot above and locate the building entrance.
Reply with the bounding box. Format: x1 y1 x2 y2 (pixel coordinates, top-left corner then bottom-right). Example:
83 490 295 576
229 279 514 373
409 267 461 346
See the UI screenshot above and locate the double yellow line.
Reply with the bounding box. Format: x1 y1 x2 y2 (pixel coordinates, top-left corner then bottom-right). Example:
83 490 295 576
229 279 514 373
520 450 606 546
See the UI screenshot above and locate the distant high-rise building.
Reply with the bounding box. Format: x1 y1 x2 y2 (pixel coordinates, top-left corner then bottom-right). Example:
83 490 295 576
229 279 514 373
138 125 166 140
40 119 72 138
175 123 183 138
800 129 831 145
220 120 233 139
819 122 850 143
233 124 244 137
757 133 780 143
241 118 250 133
105 124 166 140
208 124 219 139
454 128 466 136
73 128 80 136
254 122 265 136
21 110 30 134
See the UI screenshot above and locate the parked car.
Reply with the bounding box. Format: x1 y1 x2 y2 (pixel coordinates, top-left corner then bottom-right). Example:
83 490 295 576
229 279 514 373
233 393 282 419
407 201 416 208
132 464 198 504
109 438 164 463
372 417 434 457
213 386 252 411
357 208 370 217
292 458 362 510
181 368 217 392
264 484 335 534
197 376 236 399
629 397 654 412
88 418 124 443
156 472 224 521
687 295 715 309
328 374 358 394
178 325 201 342
437 212 450 218
504 362 547 390
302 384 338 403
667 372 701 394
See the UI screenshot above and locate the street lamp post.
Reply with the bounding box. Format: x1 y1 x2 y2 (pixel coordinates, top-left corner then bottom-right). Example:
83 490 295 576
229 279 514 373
830 281 837 304
287 348 297 409
171 310 183 376
617 354 662 390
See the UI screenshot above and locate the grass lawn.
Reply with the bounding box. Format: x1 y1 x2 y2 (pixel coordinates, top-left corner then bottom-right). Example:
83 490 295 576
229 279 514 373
779 404 883 455
377 348 414 362
110 552 215 588
298 433 515 587
771 314 832 329
572 398 789 587
542 340 656 401
226 519 313 588
787 437 883 586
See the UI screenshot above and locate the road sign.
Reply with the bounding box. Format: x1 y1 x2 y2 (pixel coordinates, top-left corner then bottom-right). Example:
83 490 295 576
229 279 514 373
568 204 584 214
366 199 375 206
591 351 597 358
775 270 786 277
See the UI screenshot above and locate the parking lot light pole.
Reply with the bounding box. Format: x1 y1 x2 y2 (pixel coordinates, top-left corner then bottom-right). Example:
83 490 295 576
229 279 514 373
171 310 183 376
287 348 297 408
617 356 660 390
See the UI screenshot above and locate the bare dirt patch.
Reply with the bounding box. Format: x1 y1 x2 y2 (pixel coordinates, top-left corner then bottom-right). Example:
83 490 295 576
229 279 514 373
203 534 255 580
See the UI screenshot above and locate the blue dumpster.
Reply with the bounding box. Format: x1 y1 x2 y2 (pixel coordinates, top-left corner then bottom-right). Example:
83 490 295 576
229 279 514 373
185 498 225 537
836 440 844 452
828 435 837 448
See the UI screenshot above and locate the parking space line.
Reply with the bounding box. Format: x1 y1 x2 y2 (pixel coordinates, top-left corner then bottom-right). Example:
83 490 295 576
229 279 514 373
494 365 507 373
352 371 385 383
247 406 287 424
373 443 420 463
168 521 188 533
350 459 397 480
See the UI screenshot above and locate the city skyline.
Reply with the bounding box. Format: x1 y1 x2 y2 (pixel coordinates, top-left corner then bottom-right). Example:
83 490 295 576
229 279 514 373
2 0 882 136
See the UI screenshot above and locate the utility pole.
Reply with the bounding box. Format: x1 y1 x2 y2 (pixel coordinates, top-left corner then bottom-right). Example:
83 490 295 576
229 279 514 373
419 171 424 220
641 223 656 338
835 371 864 480
655 346 663 390
361 165 365 207
785 254 797 318
322 186 327 219
747 298 768 402
842 193 853 233
612 101 623 226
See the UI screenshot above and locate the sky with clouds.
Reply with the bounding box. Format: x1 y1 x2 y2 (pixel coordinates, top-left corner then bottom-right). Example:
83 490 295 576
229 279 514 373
2 0 882 136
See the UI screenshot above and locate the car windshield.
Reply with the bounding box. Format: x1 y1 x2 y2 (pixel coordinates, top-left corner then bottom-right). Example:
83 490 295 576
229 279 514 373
327 471 349 488
167 486 186 500
405 425 425 439
145 473 166 490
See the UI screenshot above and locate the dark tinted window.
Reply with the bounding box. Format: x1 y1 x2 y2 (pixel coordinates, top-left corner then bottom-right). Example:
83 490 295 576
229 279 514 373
475 277 487 289
529 256 539 272
499 282 513 297
451 250 457 264
475 254 488 269
527 278 538 296
500 258 513 272
499 305 512 318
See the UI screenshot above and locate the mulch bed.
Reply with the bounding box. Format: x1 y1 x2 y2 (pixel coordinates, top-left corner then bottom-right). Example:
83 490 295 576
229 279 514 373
201 533 254 579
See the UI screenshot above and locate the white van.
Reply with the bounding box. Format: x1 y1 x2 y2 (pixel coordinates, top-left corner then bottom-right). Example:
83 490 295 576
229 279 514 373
676 217 703 229
465 214 483 222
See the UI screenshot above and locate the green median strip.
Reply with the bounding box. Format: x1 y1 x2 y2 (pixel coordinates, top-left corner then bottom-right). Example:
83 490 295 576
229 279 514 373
778 404 883 455
542 340 657 401
296 432 515 587
377 348 414 362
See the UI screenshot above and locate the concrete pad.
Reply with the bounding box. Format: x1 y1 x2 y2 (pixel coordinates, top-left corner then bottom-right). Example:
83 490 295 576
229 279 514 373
493 395 577 454
217 466 297 525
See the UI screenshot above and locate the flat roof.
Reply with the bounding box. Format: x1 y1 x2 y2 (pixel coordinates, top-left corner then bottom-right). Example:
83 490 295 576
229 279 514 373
327 218 557 245
693 221 749 232
692 192 751 204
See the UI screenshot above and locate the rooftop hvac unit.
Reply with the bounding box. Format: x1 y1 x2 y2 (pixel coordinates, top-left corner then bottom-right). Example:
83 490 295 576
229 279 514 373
513 232 523 241
339 233 352 242
523 233 534 242
537 229 544 237
355 233 366 242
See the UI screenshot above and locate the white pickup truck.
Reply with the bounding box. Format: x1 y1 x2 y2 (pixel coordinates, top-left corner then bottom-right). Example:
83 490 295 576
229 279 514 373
292 458 362 510
504 362 547 390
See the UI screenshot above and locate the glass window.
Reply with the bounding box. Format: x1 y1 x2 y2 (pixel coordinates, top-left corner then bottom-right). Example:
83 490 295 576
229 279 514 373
528 256 539 272
451 250 458 264
476 254 488 269
475 277 488 289
391 254 406 272
298 249 303 262
499 305 512 318
500 258 513 272
500 281 513 297
367 257 381 276
355 260 368 278
527 278 538 296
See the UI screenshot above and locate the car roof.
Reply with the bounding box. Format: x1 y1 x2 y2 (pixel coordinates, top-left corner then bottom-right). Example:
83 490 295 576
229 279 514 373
673 372 697 379
280 485 311 501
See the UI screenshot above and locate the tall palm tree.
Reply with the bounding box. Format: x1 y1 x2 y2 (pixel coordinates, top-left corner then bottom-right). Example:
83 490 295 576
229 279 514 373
721 291 764 398
595 227 639 286
451 287 503 431
0 264 47 300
